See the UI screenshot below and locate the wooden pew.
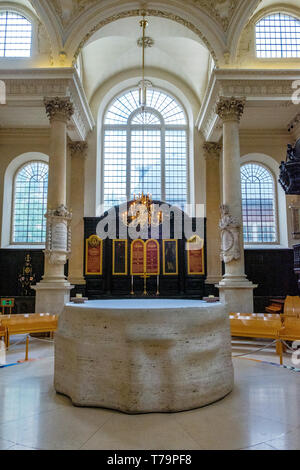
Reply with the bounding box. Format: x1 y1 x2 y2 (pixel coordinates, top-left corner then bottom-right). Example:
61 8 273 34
0 314 58 348
230 296 300 364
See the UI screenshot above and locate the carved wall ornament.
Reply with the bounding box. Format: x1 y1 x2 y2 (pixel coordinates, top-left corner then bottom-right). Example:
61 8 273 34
190 0 238 31
203 142 222 160
45 205 72 265
216 97 246 122
68 141 88 158
219 204 241 264
44 97 74 122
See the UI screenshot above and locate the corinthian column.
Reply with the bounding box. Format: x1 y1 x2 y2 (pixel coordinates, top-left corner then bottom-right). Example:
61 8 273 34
215 97 256 313
34 97 74 315
68 141 87 289
203 142 222 286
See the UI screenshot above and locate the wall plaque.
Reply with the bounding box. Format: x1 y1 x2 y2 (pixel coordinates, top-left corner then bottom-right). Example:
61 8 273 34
146 240 160 275
131 240 145 275
163 240 178 275
113 240 128 276
85 235 103 275
187 235 205 275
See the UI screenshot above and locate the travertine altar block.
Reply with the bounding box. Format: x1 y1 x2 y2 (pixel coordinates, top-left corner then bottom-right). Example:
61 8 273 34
54 299 234 413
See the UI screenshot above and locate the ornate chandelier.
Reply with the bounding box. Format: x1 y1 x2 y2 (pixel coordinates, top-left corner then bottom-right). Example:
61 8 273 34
122 193 163 228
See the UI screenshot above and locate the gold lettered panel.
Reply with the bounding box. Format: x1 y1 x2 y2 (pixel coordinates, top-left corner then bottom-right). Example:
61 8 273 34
85 235 103 275
163 240 178 276
187 235 205 275
131 239 145 275
113 240 128 276
145 239 160 276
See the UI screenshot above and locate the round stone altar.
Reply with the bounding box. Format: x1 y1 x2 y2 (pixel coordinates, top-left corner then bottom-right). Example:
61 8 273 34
54 299 234 413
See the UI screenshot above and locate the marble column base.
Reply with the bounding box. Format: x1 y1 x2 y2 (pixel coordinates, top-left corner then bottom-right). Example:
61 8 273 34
217 279 257 313
54 299 234 414
33 282 73 316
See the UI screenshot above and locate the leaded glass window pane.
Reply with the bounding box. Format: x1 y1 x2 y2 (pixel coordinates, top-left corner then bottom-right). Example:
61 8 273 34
256 13 300 58
13 162 48 244
103 89 188 210
0 11 32 58
241 163 277 244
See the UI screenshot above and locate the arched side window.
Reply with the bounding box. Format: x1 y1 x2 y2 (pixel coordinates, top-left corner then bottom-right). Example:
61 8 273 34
0 10 32 57
241 163 277 244
256 13 300 58
103 89 188 210
12 162 48 244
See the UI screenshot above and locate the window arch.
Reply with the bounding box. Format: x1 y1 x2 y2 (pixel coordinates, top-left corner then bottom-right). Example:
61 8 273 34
256 12 300 58
103 88 188 210
0 10 32 57
12 162 48 244
241 163 277 244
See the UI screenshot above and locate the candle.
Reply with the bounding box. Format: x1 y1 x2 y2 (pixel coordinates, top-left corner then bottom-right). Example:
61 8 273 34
76 294 83 299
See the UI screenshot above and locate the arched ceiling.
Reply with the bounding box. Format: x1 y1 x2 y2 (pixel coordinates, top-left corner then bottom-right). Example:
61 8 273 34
81 16 211 102
26 0 261 65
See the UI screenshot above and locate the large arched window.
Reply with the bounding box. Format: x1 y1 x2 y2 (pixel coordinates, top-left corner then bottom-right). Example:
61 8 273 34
241 163 277 244
256 13 300 58
103 89 188 210
0 10 32 58
12 162 48 244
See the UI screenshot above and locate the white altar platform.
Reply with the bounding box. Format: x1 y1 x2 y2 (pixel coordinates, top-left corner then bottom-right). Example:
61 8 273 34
54 299 234 414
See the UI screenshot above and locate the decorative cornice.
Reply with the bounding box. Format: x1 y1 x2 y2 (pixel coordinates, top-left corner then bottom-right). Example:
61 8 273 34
44 96 74 122
216 97 245 122
203 142 222 160
68 141 88 158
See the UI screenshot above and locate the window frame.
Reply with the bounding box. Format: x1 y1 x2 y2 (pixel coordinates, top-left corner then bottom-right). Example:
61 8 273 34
0 7 35 60
11 160 49 246
101 87 190 209
255 11 300 60
241 162 279 246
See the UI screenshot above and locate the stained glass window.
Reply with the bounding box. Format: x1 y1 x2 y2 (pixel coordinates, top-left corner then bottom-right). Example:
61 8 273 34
256 13 300 58
241 163 277 244
103 89 188 210
13 162 48 244
0 11 32 58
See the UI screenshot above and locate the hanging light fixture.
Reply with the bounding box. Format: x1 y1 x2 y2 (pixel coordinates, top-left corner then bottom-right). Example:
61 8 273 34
138 13 151 109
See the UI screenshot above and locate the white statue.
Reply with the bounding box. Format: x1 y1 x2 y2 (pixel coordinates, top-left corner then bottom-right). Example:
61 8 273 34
219 205 241 263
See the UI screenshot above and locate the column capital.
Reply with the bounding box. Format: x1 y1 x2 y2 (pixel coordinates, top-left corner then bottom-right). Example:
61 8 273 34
68 141 88 158
203 142 222 161
44 97 74 123
216 96 245 123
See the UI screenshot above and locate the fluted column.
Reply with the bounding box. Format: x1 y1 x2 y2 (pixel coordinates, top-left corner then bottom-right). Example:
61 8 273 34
34 97 74 315
215 97 256 312
203 142 222 285
68 141 87 287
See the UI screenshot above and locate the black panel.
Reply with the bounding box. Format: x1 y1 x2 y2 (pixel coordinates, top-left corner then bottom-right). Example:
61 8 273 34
244 248 298 312
0 249 44 298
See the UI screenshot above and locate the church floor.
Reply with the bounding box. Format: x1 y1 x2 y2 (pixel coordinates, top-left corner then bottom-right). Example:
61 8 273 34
0 337 300 450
